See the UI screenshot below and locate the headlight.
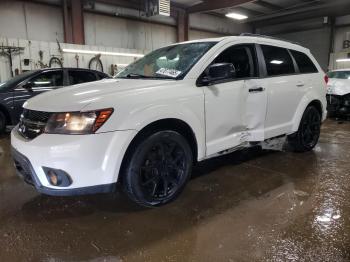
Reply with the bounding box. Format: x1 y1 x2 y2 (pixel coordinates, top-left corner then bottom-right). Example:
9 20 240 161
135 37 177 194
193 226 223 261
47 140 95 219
45 108 113 134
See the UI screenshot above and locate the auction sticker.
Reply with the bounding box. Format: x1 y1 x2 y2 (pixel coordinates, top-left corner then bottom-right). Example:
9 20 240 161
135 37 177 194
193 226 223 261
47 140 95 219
156 68 182 78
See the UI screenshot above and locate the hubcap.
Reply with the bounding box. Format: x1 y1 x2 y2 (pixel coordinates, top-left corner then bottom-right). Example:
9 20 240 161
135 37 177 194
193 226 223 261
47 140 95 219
139 140 186 201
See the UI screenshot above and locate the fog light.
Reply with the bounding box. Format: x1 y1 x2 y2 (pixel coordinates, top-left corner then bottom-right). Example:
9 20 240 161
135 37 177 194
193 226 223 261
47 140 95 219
48 170 58 186
43 167 72 187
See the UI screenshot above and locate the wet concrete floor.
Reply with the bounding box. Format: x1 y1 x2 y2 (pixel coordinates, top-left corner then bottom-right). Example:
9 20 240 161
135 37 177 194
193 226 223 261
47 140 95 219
1 119 350 261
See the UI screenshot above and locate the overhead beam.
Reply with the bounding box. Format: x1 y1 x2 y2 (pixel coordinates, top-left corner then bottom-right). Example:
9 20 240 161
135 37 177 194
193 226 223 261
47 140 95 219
253 0 282 11
187 0 254 13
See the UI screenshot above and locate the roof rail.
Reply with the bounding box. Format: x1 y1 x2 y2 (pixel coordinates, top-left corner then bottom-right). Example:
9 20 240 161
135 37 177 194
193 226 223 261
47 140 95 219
239 33 301 46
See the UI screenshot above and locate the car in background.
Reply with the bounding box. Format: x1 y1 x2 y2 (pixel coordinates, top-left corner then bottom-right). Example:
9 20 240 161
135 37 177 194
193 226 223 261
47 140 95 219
326 69 350 117
0 68 109 132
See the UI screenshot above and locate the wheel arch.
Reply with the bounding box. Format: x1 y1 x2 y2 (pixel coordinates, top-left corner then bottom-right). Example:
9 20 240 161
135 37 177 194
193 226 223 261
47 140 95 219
292 98 323 132
118 118 199 183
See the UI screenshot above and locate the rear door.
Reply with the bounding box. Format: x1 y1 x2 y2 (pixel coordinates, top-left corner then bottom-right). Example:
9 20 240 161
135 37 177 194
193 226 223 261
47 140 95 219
259 44 301 138
13 69 63 121
68 69 98 85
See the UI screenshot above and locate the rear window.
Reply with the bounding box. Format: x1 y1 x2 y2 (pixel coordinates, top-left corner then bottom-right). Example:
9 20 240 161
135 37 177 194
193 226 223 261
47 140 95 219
69 70 97 85
261 45 295 76
327 71 350 79
290 50 318 73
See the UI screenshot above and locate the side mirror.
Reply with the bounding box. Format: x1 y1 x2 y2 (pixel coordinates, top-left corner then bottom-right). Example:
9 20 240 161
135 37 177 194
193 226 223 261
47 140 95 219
22 82 33 92
199 63 236 86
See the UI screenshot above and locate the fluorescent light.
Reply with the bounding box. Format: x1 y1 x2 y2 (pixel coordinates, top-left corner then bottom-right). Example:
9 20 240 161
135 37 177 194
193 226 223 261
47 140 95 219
225 12 248 20
336 58 350 62
62 48 144 58
270 60 283 64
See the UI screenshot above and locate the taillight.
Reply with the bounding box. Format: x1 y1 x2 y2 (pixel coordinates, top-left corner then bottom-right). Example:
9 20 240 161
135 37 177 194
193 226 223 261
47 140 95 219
324 75 329 84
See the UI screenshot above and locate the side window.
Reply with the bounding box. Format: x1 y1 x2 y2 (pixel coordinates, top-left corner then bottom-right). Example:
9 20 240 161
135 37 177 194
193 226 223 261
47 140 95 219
69 70 97 85
30 71 63 88
290 50 318 73
212 44 258 79
261 45 295 76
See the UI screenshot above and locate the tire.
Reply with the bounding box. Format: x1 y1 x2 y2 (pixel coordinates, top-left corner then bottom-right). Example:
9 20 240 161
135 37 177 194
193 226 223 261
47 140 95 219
122 130 193 207
0 111 6 133
49 57 63 68
88 57 104 72
287 106 321 152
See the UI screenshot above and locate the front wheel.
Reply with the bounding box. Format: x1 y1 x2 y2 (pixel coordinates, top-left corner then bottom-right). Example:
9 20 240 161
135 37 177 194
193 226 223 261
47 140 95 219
287 106 321 152
122 131 193 207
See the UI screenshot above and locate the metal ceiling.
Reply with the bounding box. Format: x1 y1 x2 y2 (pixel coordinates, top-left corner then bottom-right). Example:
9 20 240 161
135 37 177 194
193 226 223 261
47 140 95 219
171 0 350 26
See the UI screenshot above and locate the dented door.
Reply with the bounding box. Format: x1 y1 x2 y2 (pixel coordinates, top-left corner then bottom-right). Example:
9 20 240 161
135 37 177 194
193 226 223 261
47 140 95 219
244 79 268 141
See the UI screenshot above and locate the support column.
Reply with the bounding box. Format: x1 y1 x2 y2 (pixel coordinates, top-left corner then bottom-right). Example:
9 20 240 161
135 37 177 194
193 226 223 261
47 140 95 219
62 0 73 43
177 10 189 42
71 0 85 44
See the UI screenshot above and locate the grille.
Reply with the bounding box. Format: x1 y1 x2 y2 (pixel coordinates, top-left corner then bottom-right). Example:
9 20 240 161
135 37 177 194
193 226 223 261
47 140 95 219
22 109 51 122
18 109 51 140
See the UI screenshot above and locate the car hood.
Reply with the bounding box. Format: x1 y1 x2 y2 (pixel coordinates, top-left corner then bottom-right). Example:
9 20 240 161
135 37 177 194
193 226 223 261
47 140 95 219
23 78 176 112
327 78 350 96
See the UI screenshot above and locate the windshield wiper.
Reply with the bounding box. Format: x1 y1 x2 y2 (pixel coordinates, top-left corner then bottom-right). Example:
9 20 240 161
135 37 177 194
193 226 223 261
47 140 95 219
121 73 175 80
126 73 150 78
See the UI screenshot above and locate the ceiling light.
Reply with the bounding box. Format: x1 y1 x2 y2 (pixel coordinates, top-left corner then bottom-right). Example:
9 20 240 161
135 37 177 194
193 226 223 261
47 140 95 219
336 58 350 62
62 48 144 58
225 12 248 20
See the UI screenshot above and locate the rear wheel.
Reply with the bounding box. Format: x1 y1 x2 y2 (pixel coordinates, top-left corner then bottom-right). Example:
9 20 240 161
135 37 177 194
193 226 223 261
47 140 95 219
288 106 321 152
122 130 193 207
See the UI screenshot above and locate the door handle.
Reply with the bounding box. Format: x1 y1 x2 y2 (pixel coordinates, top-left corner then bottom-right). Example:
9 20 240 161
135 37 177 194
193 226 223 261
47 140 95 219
249 87 265 93
296 82 305 87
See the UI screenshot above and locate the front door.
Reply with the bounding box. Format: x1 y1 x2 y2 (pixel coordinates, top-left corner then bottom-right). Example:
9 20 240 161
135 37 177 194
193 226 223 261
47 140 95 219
13 70 64 122
202 44 267 156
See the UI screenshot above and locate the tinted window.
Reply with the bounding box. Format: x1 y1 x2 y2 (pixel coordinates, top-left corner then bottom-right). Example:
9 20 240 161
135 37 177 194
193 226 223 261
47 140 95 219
327 71 350 79
69 70 97 85
290 50 318 73
213 45 258 78
261 45 295 76
30 70 63 88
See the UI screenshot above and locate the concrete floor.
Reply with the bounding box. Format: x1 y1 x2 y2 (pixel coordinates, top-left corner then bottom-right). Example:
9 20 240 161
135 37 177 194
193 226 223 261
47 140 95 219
1 119 350 261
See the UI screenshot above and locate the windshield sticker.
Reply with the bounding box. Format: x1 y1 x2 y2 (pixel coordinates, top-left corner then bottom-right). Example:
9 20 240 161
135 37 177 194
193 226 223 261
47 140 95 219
156 68 182 78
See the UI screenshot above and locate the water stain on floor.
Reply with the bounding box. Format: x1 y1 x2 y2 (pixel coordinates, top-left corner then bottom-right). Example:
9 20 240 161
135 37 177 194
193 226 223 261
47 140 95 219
0 119 350 261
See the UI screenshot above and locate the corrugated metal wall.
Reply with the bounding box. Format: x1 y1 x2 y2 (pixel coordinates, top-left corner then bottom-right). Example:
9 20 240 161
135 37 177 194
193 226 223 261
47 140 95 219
276 28 332 71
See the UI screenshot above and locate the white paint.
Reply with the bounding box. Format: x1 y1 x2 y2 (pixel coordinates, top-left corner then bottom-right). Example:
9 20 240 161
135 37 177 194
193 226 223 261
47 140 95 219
0 1 64 42
84 13 177 50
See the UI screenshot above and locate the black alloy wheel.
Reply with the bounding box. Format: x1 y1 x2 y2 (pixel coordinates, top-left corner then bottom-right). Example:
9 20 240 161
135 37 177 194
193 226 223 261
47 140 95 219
122 131 193 207
288 106 321 152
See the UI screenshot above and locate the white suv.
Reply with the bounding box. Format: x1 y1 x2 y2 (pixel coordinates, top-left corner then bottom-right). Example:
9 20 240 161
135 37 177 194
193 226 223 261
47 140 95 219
11 35 327 207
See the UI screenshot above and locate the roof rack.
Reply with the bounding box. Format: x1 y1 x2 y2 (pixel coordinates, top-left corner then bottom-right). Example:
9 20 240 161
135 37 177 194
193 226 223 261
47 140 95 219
239 33 301 46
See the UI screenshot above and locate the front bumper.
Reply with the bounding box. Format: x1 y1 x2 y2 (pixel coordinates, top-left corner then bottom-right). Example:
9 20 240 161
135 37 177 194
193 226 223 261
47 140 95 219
326 94 350 115
11 127 137 196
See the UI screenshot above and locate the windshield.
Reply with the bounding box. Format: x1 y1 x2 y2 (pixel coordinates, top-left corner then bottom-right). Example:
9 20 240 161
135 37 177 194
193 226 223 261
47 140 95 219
116 42 217 80
0 70 38 91
327 70 350 79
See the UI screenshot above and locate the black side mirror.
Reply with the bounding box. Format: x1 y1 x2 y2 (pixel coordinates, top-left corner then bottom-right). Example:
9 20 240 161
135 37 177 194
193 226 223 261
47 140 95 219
199 63 236 86
22 82 33 92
